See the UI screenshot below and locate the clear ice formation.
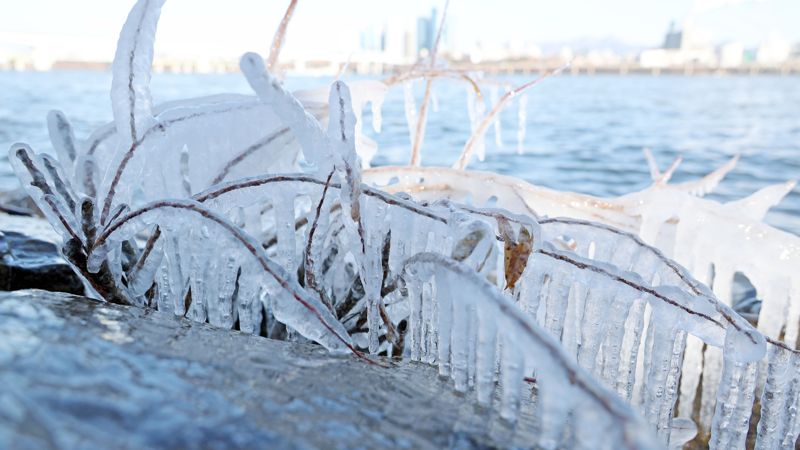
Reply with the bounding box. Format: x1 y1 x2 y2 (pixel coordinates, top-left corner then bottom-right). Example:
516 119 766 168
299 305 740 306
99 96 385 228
8 0 800 449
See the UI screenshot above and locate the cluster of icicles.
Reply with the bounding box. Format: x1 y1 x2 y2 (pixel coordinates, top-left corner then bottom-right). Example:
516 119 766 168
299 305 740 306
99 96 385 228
9 0 800 449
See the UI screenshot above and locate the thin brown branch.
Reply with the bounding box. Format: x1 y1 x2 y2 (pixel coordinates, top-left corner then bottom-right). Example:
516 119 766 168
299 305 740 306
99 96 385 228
131 225 161 275
267 0 299 72
193 174 447 224
408 0 450 167
454 63 568 170
305 171 336 313
211 127 290 185
14 147 81 243
40 155 76 213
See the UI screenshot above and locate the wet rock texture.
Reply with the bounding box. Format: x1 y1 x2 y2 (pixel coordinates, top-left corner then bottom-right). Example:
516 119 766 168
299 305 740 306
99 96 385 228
0 213 84 295
0 231 83 294
0 290 540 450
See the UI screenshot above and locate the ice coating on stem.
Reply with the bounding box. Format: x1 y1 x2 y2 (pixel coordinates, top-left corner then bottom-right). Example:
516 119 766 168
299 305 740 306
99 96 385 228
111 0 163 145
47 110 77 170
241 52 334 175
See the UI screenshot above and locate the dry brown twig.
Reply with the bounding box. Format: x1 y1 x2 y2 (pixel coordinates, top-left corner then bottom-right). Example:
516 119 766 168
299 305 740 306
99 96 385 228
267 0 299 72
409 0 450 166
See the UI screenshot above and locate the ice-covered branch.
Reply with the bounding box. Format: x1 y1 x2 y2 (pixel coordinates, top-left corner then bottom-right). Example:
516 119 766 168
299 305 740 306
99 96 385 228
94 199 357 355
402 252 660 450
453 64 568 170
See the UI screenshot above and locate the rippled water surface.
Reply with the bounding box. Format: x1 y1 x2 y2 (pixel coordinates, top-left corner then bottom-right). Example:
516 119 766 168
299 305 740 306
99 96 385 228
1 71 798 234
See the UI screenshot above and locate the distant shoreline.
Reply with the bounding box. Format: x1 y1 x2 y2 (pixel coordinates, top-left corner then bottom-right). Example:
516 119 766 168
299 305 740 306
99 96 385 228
1 65 799 77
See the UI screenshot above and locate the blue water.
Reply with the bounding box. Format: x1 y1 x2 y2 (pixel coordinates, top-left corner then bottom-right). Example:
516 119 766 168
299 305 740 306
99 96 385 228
1 71 798 234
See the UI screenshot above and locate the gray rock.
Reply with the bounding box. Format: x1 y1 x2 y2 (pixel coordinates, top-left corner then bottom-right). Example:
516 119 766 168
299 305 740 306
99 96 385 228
0 231 84 294
0 290 542 450
0 213 84 295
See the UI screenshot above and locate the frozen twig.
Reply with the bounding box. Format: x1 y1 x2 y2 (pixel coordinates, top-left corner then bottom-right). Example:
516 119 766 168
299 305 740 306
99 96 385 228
408 0 450 166
454 63 569 170
267 0 299 72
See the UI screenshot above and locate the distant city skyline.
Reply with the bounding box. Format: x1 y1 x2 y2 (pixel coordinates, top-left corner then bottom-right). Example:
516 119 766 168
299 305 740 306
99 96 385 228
0 0 798 65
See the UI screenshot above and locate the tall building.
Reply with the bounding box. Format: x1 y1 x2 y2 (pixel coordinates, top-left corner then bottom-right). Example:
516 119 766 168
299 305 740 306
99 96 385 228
663 21 682 49
416 8 439 56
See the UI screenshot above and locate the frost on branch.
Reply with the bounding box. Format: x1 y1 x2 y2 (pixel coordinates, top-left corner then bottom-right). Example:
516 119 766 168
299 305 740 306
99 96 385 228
8 0 800 448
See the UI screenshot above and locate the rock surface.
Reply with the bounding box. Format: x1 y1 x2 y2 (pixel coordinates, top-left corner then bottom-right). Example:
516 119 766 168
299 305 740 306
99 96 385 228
0 213 84 295
0 290 541 450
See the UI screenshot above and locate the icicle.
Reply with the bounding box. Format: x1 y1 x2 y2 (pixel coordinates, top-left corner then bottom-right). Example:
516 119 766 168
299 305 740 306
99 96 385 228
179 144 191 196
475 299 498 406
371 94 384 132
618 298 647 402
597 289 635 389
677 335 704 418
709 326 758 450
490 85 503 148
403 81 418 147
640 309 685 441
163 232 186 315
127 230 164 296
273 193 297 275
236 268 263 334
187 233 211 323
361 198 386 354
754 344 800 450
465 85 487 162
499 330 525 421
208 252 238 328
537 384 574 449
516 93 528 154
542 272 570 341
406 268 423 361
422 279 438 364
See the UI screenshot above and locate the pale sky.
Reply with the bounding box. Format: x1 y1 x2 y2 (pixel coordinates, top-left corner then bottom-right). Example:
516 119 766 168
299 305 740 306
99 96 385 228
0 0 798 60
